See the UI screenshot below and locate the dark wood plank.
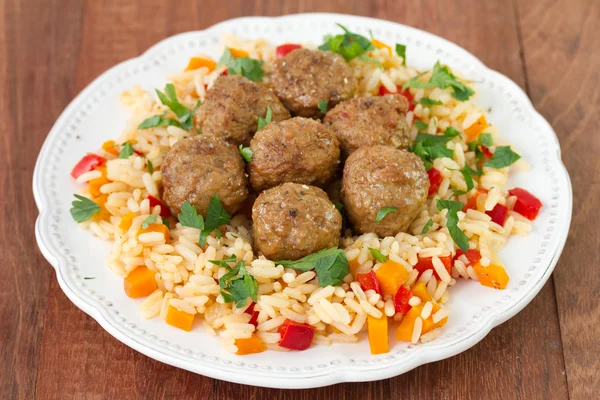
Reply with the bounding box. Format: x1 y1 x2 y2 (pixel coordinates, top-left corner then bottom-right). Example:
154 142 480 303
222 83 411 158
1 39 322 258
516 0 600 398
0 0 85 399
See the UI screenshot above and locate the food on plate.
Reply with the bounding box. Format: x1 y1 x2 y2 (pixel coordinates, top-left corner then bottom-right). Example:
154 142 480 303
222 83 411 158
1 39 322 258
194 75 290 146
341 145 429 236
68 24 542 356
248 117 340 191
324 94 411 157
252 182 342 260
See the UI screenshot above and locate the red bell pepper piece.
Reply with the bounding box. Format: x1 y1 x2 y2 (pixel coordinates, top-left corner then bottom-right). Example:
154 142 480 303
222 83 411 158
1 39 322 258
453 249 482 266
427 167 443 196
71 154 106 179
378 86 415 111
275 43 302 58
462 188 488 212
244 302 260 327
480 146 494 161
393 286 412 315
486 203 508 226
278 319 315 350
147 195 171 218
355 271 381 294
508 188 543 220
414 255 452 280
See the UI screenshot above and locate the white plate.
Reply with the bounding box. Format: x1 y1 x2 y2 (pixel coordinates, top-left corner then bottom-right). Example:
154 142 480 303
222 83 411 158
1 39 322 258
33 13 572 389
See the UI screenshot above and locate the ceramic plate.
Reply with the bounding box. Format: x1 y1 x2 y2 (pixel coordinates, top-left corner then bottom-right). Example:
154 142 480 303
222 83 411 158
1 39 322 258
33 13 572 389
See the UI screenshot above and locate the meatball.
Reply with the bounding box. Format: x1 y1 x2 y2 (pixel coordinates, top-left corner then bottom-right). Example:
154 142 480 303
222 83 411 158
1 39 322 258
162 135 248 216
269 49 358 118
194 75 290 146
248 117 340 191
324 94 411 158
341 145 429 236
252 183 342 260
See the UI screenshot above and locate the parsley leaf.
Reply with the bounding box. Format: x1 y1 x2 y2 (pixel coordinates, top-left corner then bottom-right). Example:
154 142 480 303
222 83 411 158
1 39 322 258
403 61 474 101
208 254 238 269
200 195 231 247
162 218 170 229
84 277 95 280
70 194 101 222
414 120 428 130
147 159 154 174
436 199 469 252
138 113 182 130
414 97 442 106
318 99 328 114
141 214 158 229
155 84 200 130
218 260 258 308
376 207 398 223
218 48 264 82
118 142 134 159
332 201 347 231
484 146 521 169
395 43 407 65
357 54 383 67
277 248 349 287
257 106 272 131
318 23 374 61
460 167 475 192
368 248 388 263
444 126 462 139
177 200 204 230
421 218 434 234
238 144 253 162
411 126 461 167
478 133 494 147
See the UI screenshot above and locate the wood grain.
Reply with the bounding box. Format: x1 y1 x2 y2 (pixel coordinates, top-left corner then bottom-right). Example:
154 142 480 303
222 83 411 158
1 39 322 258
0 0 595 398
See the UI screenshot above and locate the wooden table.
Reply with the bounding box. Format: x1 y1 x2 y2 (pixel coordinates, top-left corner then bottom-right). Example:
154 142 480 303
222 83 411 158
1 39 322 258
2 0 598 398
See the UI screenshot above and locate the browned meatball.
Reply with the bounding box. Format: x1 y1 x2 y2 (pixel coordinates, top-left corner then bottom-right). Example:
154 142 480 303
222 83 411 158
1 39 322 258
252 183 342 260
162 135 248 216
248 117 340 191
194 75 290 146
269 49 358 118
341 146 429 236
324 94 411 158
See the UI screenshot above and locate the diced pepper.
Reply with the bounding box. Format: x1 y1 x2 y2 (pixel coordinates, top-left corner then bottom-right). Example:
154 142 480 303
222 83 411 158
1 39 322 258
228 48 249 58
124 266 157 298
370 39 392 55
453 249 482 266
421 302 447 334
396 304 422 341
463 188 488 212
244 302 260 327
119 212 136 232
411 282 432 302
91 194 111 222
473 261 509 290
235 334 265 355
375 260 409 297
367 315 389 355
275 43 302 58
71 154 106 179
166 305 195 332
393 286 412 315
355 271 381 294
137 223 170 242
464 115 488 141
88 166 110 197
348 257 361 276
148 195 171 218
486 203 508 226
427 167 443 196
508 188 543 220
481 145 494 161
278 319 315 350
413 255 452 280
185 57 216 72
102 140 120 156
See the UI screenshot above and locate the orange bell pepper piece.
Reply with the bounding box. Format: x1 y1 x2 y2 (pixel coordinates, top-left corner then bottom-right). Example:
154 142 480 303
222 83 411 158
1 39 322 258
367 315 389 355
88 166 110 197
102 140 119 156
465 115 489 141
185 57 216 72
371 39 392 55
397 304 422 341
235 334 266 355
473 261 509 289
375 260 409 297
411 282 432 302
137 223 170 242
91 193 111 222
166 305 195 332
124 266 157 298
119 212 136 232
348 258 361 276
228 48 249 58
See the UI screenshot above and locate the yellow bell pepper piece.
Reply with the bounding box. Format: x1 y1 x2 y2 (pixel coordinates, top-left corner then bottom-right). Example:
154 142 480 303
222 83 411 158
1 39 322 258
235 334 266 355
465 115 489 141
124 266 157 298
397 304 423 341
473 261 509 289
137 223 170 242
228 48 249 58
166 305 195 332
375 260 409 297
411 282 432 302
367 315 389 355
371 39 392 55
185 57 216 72
119 212 136 232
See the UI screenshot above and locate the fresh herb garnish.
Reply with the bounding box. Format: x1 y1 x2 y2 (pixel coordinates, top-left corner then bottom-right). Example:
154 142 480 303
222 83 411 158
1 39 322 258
147 159 154 174
200 195 232 247
141 214 158 229
436 199 469 252
162 218 170 229
138 112 182 130
238 145 253 162
414 97 443 106
318 99 328 114
368 248 388 263
332 201 348 231
177 200 204 230
376 207 398 223
84 277 95 280
478 133 494 147
155 84 201 130
118 142 134 159
217 259 258 308
218 48 264 82
414 120 428 130
403 61 475 101
483 146 521 169
421 218 434 234
257 106 272 131
318 23 374 61
411 126 461 169
70 194 101 223
395 43 407 65
460 167 475 192
208 255 238 269
277 247 350 287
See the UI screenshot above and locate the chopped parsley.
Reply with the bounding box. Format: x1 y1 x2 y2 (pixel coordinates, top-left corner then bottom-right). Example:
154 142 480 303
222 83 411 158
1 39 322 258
368 248 388 263
238 145 253 162
257 106 272 131
414 97 442 106
318 23 374 61
403 61 475 101
138 112 182 130
376 207 398 223
147 159 154 174
118 142 134 159
215 258 258 308
411 127 461 169
318 99 328 114
155 84 201 130
395 43 407 65
277 247 349 287
83 277 95 280
200 195 232 247
414 119 428 130
478 133 494 147
421 218 434 234
177 200 204 230
70 194 101 223
208 254 238 269
332 201 348 231
218 48 264 82
436 199 469 252
484 146 521 169
141 214 158 229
